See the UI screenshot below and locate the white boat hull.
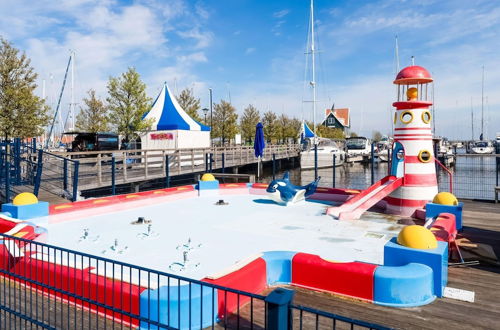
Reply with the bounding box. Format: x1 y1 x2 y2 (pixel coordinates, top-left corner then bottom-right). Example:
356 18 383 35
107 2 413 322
300 151 345 169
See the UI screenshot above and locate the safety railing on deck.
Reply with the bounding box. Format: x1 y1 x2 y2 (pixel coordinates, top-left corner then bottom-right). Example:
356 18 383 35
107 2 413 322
0 233 389 329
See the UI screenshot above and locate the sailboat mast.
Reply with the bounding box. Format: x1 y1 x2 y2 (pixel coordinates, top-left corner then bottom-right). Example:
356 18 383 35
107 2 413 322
310 0 316 139
481 65 484 138
471 97 474 140
395 35 400 73
70 50 75 131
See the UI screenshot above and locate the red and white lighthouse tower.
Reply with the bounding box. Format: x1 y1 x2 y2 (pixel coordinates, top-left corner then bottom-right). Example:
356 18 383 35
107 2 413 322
386 65 438 216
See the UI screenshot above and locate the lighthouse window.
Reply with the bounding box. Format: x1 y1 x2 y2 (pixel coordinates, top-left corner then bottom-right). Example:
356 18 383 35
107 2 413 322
400 111 413 124
422 111 431 124
396 149 404 160
418 150 432 163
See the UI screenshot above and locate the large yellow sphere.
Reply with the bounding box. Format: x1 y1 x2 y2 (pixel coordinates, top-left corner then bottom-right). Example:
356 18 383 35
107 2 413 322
397 225 438 249
432 192 458 206
407 87 418 100
201 173 216 181
12 192 38 206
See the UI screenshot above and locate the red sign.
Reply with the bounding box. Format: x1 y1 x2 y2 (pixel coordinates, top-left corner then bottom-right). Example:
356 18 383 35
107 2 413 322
150 133 174 140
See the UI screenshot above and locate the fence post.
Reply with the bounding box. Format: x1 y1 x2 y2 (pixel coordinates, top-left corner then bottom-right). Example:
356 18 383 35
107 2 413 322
33 149 43 197
165 155 170 188
222 152 225 173
209 153 213 172
272 153 276 180
314 144 318 180
32 137 37 151
265 288 295 330
5 143 11 202
205 153 208 172
332 154 336 188
497 156 499 188
63 158 68 190
111 156 116 195
14 138 21 185
371 142 375 185
72 161 79 202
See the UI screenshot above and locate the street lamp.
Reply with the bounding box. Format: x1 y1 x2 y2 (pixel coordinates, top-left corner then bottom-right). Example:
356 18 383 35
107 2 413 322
202 108 209 125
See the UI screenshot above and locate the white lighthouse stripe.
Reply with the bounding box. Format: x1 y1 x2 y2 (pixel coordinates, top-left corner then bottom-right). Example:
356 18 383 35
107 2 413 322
404 163 437 174
389 186 438 200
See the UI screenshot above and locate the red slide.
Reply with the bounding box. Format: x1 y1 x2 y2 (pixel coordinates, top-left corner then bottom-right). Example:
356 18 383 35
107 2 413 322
327 176 403 220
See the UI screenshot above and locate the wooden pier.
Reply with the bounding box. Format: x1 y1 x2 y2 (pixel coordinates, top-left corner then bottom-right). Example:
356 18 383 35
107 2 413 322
51 144 299 192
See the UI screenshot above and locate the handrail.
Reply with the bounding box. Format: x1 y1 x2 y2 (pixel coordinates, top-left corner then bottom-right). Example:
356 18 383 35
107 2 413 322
435 158 453 193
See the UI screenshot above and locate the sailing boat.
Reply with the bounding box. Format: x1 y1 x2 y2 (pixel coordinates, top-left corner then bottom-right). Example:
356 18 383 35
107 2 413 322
468 66 494 154
299 0 345 169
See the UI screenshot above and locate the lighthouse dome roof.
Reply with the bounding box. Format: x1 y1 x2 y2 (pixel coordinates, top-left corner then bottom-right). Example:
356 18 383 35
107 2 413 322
394 65 433 85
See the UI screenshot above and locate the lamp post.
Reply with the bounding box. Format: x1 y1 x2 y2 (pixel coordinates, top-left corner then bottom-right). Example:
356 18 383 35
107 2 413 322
202 108 209 125
209 88 213 146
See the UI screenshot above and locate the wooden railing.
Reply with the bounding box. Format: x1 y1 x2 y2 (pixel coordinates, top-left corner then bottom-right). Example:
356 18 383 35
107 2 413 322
52 145 300 190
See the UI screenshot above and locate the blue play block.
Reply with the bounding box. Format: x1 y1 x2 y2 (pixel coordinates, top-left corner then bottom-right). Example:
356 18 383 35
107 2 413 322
384 237 448 297
140 283 217 329
1 202 49 220
262 251 296 285
374 263 435 307
196 180 219 190
426 202 463 231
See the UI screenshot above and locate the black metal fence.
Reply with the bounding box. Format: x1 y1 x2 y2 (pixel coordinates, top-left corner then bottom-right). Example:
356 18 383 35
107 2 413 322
0 234 388 329
292 145 500 201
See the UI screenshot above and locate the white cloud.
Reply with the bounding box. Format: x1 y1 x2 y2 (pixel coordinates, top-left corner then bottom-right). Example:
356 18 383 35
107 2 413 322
273 9 290 18
245 47 256 55
177 27 214 49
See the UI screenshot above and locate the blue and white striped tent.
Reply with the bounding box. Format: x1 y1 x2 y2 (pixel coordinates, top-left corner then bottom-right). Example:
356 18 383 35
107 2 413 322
143 83 210 131
141 83 210 149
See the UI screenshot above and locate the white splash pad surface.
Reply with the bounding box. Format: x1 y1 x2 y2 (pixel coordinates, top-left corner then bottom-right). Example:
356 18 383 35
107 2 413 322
37 194 404 283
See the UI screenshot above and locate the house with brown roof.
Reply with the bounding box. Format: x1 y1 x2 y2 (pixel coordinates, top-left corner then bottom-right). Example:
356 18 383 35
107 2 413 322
321 108 350 132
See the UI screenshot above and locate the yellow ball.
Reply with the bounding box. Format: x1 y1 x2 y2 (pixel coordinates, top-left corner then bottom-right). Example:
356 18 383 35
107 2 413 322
407 87 418 100
12 192 38 206
397 225 438 249
201 173 216 181
432 192 458 206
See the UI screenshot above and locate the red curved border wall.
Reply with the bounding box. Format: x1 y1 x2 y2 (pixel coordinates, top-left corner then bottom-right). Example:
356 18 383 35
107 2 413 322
292 253 377 301
202 257 267 320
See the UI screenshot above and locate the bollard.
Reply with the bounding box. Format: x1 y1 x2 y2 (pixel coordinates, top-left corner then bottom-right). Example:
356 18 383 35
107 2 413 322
265 288 295 330
314 144 318 180
332 154 336 188
111 156 116 195
371 142 375 185
165 155 170 188
272 153 276 180
222 152 225 173
63 158 68 190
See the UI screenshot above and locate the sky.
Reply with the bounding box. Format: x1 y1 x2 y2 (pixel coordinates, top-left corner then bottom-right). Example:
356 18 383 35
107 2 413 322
1 0 499 139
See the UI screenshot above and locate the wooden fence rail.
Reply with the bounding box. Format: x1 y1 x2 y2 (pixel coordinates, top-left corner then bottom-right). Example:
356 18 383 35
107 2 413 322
52 145 300 191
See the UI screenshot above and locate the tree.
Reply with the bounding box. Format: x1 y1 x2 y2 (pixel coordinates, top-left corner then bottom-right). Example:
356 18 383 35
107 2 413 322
0 38 48 139
316 125 345 139
372 130 383 142
349 131 358 137
75 89 109 133
288 118 302 143
262 111 278 143
107 67 152 142
276 114 291 144
212 100 238 145
177 88 201 122
239 104 260 144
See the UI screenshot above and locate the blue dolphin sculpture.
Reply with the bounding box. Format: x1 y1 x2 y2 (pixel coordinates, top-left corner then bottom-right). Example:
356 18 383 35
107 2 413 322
266 172 321 205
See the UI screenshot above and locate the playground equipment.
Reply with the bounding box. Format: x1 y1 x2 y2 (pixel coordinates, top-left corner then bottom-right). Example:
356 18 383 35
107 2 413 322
266 172 320 205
